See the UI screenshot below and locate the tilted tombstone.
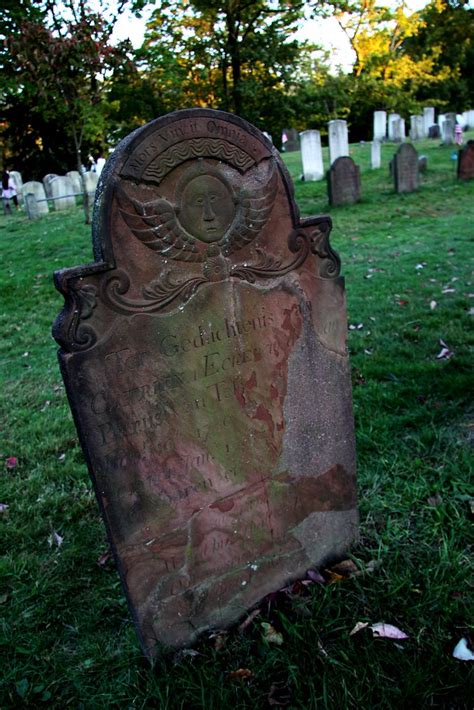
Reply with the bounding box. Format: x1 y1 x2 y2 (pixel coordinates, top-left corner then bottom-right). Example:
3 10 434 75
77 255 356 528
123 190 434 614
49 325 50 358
373 110 386 142
22 181 49 214
83 170 99 197
50 176 76 210
67 170 82 194
393 143 419 193
371 140 381 169
328 120 349 165
423 107 435 137
442 118 455 145
300 130 324 181
327 156 361 206
53 109 358 657
457 140 474 180
282 128 300 152
43 174 58 198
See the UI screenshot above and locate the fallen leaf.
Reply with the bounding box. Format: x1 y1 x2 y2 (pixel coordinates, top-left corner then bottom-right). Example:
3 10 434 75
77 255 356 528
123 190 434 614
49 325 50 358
209 632 227 650
324 569 345 584
442 287 455 294
430 300 437 310
268 682 292 706
415 263 425 270
397 299 409 306
306 568 325 584
350 621 369 636
0 593 9 604
436 339 453 360
238 607 261 633
0 503 9 514
427 493 443 506
5 457 18 469
261 622 284 646
370 623 409 640
97 548 113 568
58 453 66 462
328 559 359 577
228 668 252 680
48 530 63 548
452 638 474 661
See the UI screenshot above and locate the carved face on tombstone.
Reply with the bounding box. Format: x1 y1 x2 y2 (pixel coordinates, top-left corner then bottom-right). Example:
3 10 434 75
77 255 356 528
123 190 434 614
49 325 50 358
177 169 236 243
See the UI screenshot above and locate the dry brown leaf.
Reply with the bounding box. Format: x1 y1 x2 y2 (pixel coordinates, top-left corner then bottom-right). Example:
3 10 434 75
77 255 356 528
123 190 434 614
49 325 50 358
228 668 252 680
261 622 284 645
238 608 261 633
329 559 359 577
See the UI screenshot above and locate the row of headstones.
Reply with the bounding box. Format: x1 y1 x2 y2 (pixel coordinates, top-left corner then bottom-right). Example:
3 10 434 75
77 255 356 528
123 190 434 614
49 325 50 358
7 170 100 217
374 108 474 144
328 140 474 207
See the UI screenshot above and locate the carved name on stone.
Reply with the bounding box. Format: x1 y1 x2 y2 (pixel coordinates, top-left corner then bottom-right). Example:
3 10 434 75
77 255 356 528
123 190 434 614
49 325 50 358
53 109 358 658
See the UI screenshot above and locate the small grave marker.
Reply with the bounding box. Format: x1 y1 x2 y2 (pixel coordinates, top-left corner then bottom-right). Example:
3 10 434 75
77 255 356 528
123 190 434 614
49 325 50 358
327 156 361 206
393 143 419 193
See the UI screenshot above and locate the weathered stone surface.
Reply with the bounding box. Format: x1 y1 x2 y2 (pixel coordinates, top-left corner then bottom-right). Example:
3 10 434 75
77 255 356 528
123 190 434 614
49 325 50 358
22 181 49 214
50 176 76 210
328 120 349 165
373 111 386 141
83 170 99 197
371 140 381 169
300 130 324 181
43 173 58 197
53 109 357 658
458 140 474 180
327 156 361 206
418 155 428 173
67 170 82 193
393 143 419 193
428 125 440 139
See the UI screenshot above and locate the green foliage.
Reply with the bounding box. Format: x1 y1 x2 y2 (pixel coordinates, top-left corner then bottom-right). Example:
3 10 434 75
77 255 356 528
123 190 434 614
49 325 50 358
0 134 473 707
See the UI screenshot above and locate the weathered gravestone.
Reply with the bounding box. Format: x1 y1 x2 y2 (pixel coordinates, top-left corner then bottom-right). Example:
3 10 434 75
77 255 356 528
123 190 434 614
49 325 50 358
53 109 358 657
393 143 419 193
43 173 58 198
371 140 381 169
300 130 324 181
50 176 76 210
66 170 82 194
458 140 474 180
22 181 49 215
327 156 361 206
428 125 440 139
83 170 99 197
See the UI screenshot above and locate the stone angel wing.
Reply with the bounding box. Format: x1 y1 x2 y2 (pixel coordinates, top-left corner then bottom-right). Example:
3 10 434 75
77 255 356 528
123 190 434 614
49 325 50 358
116 186 203 263
221 162 278 255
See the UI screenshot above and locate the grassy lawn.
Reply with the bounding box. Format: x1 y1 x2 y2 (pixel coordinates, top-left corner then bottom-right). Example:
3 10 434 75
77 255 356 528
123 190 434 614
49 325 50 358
1 135 473 708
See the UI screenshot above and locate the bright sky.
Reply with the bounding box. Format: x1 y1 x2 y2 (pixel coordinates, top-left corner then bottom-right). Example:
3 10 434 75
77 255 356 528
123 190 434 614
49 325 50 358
111 0 432 73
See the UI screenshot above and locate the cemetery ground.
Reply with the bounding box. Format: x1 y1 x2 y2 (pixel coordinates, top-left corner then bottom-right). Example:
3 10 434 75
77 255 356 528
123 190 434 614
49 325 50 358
1 136 473 708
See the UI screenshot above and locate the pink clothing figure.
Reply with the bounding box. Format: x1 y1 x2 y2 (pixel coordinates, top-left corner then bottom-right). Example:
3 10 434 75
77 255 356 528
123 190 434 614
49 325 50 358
455 124 463 146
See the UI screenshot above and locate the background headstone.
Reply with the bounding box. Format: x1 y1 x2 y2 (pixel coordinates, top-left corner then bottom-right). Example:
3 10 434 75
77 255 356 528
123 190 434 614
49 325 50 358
457 140 474 180
428 125 440 139
328 120 349 165
83 171 99 198
328 156 361 206
53 108 358 658
24 192 40 219
418 155 428 173
66 170 82 194
373 111 386 141
388 113 401 141
43 174 58 198
22 181 49 214
300 130 324 181
423 107 435 137
282 128 299 152
393 143 419 193
442 118 455 145
371 140 381 169
10 171 23 202
50 176 76 210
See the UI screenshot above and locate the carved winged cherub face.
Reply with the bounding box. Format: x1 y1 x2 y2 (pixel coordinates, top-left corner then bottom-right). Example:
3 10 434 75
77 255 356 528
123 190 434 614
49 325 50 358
177 172 236 244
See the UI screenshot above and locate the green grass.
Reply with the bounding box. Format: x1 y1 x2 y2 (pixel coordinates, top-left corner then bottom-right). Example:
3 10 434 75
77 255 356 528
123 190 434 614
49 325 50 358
1 135 473 708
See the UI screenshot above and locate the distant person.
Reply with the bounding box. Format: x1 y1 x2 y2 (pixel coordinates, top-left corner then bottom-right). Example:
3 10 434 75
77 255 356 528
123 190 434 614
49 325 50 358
2 170 18 214
455 123 463 146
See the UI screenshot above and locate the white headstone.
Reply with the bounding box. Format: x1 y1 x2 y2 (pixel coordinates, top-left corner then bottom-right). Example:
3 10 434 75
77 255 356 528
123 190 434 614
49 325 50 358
467 110 474 129
9 171 23 201
66 171 82 194
423 107 435 137
410 115 424 141
43 174 58 198
373 111 387 141
442 118 455 145
388 114 401 141
22 181 49 214
328 120 349 165
50 176 76 210
438 114 446 128
391 118 404 143
371 140 381 169
96 157 106 176
299 130 324 181
83 171 99 197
